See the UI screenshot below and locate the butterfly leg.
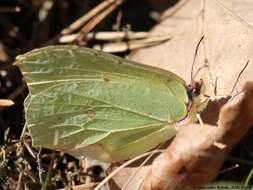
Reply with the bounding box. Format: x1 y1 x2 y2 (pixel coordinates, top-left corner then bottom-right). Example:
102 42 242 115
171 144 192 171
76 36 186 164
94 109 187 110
196 113 204 126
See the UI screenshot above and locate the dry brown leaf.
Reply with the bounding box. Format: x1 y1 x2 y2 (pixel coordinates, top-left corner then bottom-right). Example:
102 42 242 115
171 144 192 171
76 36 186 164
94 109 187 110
132 0 253 96
139 81 253 190
113 82 253 190
113 1 253 189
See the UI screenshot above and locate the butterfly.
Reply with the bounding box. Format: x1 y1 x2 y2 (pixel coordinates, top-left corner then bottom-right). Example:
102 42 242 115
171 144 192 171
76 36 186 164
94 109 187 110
16 45 205 163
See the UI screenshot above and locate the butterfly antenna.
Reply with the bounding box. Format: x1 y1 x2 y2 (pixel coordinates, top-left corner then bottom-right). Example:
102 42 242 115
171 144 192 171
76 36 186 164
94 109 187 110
229 60 249 95
193 65 207 80
204 60 250 101
191 35 205 83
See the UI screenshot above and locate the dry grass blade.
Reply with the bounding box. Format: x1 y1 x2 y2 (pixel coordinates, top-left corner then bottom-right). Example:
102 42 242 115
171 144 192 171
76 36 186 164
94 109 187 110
57 182 99 190
59 31 149 43
0 99 14 107
93 35 172 53
94 150 165 190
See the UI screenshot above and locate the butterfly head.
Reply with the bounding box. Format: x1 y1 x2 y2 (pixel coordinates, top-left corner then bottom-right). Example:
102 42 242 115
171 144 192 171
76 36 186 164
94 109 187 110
187 79 203 100
186 79 208 117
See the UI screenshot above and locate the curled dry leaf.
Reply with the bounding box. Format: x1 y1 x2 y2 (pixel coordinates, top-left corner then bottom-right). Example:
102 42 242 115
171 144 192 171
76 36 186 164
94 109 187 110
139 81 253 190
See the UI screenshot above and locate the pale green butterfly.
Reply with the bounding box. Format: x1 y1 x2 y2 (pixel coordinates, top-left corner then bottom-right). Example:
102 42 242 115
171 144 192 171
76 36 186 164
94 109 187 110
15 45 205 163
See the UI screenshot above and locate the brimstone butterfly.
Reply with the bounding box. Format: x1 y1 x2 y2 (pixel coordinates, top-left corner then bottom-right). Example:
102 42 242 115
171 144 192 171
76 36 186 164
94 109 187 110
16 45 205 163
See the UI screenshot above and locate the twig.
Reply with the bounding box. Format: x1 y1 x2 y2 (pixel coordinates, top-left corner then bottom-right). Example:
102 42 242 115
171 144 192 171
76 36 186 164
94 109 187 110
19 123 27 141
219 164 239 174
37 148 43 184
0 6 21 13
0 83 26 112
61 0 117 35
77 0 124 42
0 99 14 107
59 31 149 43
23 142 36 159
93 35 172 53
47 0 124 45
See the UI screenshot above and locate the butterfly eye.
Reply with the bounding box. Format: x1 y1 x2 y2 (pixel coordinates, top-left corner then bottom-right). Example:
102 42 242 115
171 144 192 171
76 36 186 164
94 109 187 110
187 80 202 99
193 83 201 96
186 85 194 100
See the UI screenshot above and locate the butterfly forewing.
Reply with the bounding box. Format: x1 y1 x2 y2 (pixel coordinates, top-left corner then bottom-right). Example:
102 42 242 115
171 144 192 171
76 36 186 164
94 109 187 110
16 45 189 162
